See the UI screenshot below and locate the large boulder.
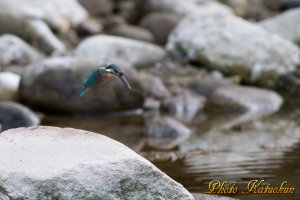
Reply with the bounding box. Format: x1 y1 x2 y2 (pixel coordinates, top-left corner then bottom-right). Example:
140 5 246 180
78 0 113 16
0 72 20 100
260 8 300 44
137 0 233 17
168 14 300 88
0 101 40 131
19 57 144 113
208 85 283 115
0 34 41 66
0 0 88 32
140 12 181 45
75 35 166 68
0 126 194 200
107 24 155 43
0 14 66 54
28 20 66 54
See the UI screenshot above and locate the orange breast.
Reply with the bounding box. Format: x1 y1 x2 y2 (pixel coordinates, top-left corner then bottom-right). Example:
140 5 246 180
99 73 112 86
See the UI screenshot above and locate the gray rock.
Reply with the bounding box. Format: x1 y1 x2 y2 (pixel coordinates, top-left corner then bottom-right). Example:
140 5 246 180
208 85 283 117
114 0 137 22
28 20 66 54
107 24 155 43
78 0 113 16
146 115 192 138
75 35 166 68
190 79 232 97
0 13 66 54
260 8 300 44
0 0 88 32
168 14 300 88
140 12 181 45
0 126 194 200
140 0 233 17
19 57 144 113
0 101 40 131
0 72 20 101
0 34 41 66
162 90 205 121
139 73 170 100
222 0 248 16
0 13 35 42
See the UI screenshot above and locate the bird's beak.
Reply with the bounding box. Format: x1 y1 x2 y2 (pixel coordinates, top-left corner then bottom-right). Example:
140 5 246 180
118 75 132 90
105 68 116 74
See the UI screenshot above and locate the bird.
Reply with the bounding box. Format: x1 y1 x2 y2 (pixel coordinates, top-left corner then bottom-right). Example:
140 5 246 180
80 64 131 97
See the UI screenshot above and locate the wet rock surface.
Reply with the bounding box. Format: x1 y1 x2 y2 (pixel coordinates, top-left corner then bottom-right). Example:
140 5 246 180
75 35 166 67
146 115 192 138
19 57 144 113
162 90 205 121
168 13 300 88
0 101 40 131
0 126 194 200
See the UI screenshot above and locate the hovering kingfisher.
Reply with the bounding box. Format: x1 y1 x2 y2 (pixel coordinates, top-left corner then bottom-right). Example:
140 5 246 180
80 64 131 97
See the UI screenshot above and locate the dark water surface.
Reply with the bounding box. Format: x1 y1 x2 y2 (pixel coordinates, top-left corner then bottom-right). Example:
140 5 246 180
44 111 300 200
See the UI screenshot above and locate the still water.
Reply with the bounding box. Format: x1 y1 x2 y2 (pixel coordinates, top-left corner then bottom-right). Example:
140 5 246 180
44 110 300 200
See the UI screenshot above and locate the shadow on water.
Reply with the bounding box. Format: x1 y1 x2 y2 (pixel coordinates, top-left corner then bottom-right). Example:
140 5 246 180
43 109 300 200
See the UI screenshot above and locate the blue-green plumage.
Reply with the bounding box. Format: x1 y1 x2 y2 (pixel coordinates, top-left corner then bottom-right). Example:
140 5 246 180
80 69 102 97
80 64 131 97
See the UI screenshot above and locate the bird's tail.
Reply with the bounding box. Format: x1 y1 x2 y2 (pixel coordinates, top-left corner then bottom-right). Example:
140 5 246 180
79 90 85 97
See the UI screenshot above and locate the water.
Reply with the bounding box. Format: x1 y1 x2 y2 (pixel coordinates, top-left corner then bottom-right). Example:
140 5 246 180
43 110 300 200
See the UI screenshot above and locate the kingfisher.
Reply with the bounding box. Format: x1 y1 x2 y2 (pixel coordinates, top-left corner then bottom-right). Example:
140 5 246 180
80 64 131 97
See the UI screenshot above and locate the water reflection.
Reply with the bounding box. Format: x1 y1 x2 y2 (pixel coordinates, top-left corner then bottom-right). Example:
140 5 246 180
43 111 300 200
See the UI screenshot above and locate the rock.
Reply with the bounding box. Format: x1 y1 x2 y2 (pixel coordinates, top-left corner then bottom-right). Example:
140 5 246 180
0 0 88 33
100 15 126 30
146 115 192 138
19 57 144 113
28 20 66 54
77 18 102 36
0 34 41 66
107 24 155 43
0 126 194 199
280 0 300 11
0 101 40 131
260 8 300 44
0 72 20 100
139 73 170 100
75 35 166 68
138 0 233 17
168 14 300 88
190 79 232 97
114 0 137 22
0 13 35 42
222 0 248 16
162 90 205 121
0 13 66 54
145 115 192 150
140 12 180 45
143 98 161 111
78 0 113 16
208 85 283 116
